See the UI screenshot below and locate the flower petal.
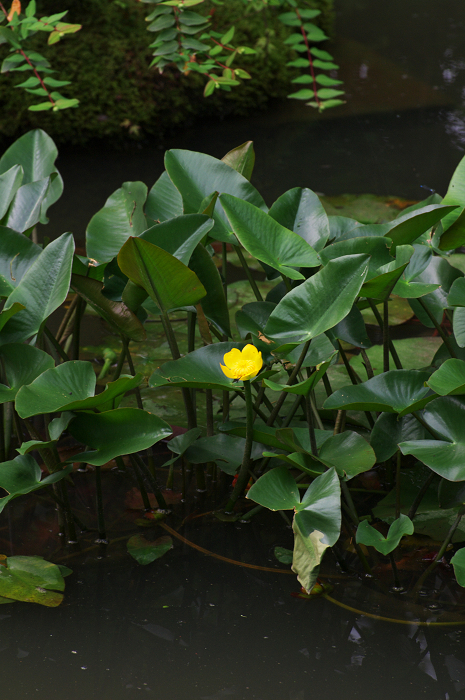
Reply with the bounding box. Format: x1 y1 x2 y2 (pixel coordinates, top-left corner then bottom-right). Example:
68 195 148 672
220 364 237 379
222 348 242 369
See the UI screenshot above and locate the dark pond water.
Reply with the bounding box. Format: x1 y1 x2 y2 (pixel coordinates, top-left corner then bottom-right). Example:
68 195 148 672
5 1 465 698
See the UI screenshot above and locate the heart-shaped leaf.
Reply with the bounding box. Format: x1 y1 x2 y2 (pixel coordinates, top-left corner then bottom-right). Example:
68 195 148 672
246 465 300 510
0 555 68 606
400 396 465 481
127 535 173 565
356 514 414 555
0 454 73 514
145 171 183 224
428 359 465 395
221 141 255 181
68 408 172 466
0 343 54 404
268 187 330 252
370 412 427 461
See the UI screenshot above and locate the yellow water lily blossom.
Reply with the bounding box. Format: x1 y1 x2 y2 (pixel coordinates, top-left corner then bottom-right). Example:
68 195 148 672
220 344 263 381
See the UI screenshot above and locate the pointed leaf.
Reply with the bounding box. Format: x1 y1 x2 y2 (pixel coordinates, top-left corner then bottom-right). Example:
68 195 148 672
3 177 50 233
0 454 72 514
221 141 255 181
0 343 54 403
220 194 320 280
86 182 148 263
189 243 231 336
370 412 427 462
356 515 414 556
428 359 465 395
127 535 173 565
0 164 23 219
146 171 183 223
140 214 214 265
0 225 41 286
268 187 329 252
246 466 300 510
264 255 370 350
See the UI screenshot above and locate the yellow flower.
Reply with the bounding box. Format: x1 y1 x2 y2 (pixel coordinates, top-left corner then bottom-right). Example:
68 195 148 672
220 344 263 381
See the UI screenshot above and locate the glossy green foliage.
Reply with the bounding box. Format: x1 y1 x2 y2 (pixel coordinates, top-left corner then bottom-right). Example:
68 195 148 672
118 236 206 312
451 548 465 587
400 397 465 481
221 141 255 181
86 182 148 263
0 454 72 514
268 187 330 252
264 254 370 349
324 370 434 416
0 343 54 403
0 555 71 607
68 408 172 466
221 193 320 279
356 515 414 556
0 232 74 344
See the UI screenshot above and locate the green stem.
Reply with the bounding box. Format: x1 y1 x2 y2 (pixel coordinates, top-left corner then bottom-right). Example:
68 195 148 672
408 470 436 521
395 450 402 520
304 392 318 457
222 242 228 300
415 507 465 590
94 465 108 543
225 380 254 511
337 340 374 428
266 340 311 426
234 245 263 302
122 336 143 410
112 343 127 381
383 299 390 373
72 297 85 361
417 297 457 359
360 349 374 380
341 480 359 525
43 326 70 363
133 453 167 510
367 299 403 369
389 552 401 588
129 454 151 511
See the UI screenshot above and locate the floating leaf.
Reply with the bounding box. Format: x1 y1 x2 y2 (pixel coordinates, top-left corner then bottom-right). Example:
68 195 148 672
356 515 414 556
127 535 173 566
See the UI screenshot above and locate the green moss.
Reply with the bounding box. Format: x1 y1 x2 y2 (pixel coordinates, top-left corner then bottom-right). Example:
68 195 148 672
0 0 334 146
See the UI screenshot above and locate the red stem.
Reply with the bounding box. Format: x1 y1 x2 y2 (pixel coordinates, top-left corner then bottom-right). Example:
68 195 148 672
295 9 321 108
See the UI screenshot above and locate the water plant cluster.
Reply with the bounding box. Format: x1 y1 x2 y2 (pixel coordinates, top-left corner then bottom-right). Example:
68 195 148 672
2 129 465 606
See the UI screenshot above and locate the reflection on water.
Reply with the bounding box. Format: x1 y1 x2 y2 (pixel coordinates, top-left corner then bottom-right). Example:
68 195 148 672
1 470 465 700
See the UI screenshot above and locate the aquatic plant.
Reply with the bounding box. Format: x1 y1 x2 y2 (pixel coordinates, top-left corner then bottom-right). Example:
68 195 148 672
3 128 465 605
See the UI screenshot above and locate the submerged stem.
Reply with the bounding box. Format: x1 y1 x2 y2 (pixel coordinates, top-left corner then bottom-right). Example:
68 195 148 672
225 380 254 511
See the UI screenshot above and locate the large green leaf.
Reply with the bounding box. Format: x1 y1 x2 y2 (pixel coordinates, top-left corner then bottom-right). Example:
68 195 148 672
189 243 231 336
67 408 172 466
0 129 63 223
118 237 206 312
220 193 320 280
0 164 23 219
150 341 248 392
0 454 72 514
246 466 300 510
385 204 458 252
0 232 74 344
268 187 329 252
264 254 370 350
86 182 148 263
320 236 392 275
356 515 414 556
451 548 465 587
438 208 465 251
439 154 465 239
71 275 146 341
263 360 332 395
15 361 142 418
3 177 50 233
140 214 214 265
370 412 427 462
408 256 463 328
324 370 434 416
358 245 413 301
221 141 255 181
0 343 54 404
0 226 41 287
184 433 265 476
327 305 371 349
145 171 183 224
164 149 267 244
428 359 465 395
309 431 376 480
0 555 68 606
292 468 341 593
400 396 465 481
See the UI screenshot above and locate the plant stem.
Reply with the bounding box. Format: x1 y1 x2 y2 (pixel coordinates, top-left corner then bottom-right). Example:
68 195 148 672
389 552 401 588
94 465 108 543
129 454 151 511
112 343 127 381
367 299 403 369
72 297 85 361
337 340 375 428
415 508 465 591
341 480 359 525
122 336 143 410
133 453 167 510
43 326 70 363
56 294 80 343
266 339 311 426
417 297 457 359
225 380 254 511
234 245 263 302
222 242 228 299
383 299 390 373
395 450 402 520
304 391 318 456
360 349 374 380
408 471 436 521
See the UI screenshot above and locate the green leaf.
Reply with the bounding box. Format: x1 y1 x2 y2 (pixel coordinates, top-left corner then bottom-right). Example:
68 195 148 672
246 466 300 510
274 547 293 565
453 307 465 347
327 304 372 349
185 433 264 476
15 362 142 418
311 431 376 480
428 359 465 395
164 149 267 244
288 89 315 100
316 88 344 99
0 454 73 514
370 412 427 462
149 341 248 392
263 361 332 396
409 256 463 328
0 164 23 219
167 427 202 455
264 255 370 350
324 369 434 416
221 141 255 181
0 232 74 344
319 236 393 278
356 515 414 556
146 171 183 223
0 343 54 404
2 177 50 233
0 556 68 606
127 535 173 565
139 214 214 265
71 275 146 342
386 205 458 253
86 182 148 263
220 194 320 280
189 243 231 336
400 396 465 481
0 129 63 224
118 237 206 312
68 408 172 466
27 102 54 112
315 74 343 86
268 187 329 252
451 548 465 587
292 468 341 592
